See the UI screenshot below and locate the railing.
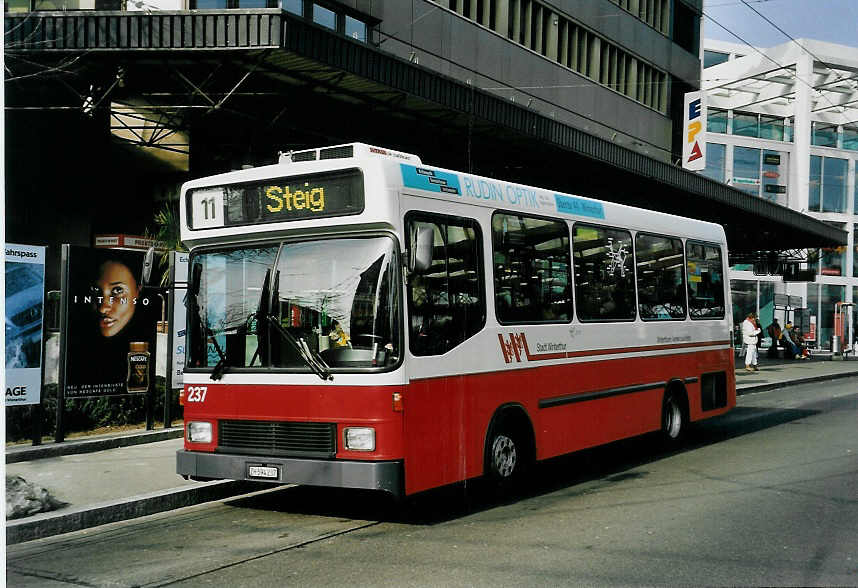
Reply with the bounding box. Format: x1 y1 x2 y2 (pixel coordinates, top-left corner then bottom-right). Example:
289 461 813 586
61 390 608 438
4 9 283 50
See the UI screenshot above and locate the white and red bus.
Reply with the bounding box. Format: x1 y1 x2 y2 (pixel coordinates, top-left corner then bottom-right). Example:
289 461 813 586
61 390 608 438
176 143 735 497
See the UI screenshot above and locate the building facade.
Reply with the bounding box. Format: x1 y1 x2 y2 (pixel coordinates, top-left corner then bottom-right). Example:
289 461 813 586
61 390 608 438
702 39 858 351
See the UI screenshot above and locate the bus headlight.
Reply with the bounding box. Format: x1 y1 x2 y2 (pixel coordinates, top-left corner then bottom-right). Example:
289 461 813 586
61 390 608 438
187 421 213 443
344 427 375 451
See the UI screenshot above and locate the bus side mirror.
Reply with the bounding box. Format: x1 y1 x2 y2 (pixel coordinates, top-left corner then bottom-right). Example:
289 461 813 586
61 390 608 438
410 226 434 274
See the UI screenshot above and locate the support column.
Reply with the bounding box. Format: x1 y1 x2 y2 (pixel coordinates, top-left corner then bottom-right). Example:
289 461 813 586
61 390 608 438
792 52 813 213
494 0 509 37
545 11 558 60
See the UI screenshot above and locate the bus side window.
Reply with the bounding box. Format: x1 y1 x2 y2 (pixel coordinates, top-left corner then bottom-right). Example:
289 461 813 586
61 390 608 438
406 213 486 356
635 233 687 320
573 224 636 322
491 212 572 324
686 242 725 319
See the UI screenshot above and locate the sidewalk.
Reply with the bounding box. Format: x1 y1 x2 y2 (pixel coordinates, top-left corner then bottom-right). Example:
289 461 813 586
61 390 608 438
7 357 858 545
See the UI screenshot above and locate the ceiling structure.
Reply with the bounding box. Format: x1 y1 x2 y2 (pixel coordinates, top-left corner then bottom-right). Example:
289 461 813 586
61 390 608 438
703 39 858 124
4 10 847 258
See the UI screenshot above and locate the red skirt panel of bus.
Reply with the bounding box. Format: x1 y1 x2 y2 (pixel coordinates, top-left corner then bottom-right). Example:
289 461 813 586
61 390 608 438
182 383 405 462
402 348 734 495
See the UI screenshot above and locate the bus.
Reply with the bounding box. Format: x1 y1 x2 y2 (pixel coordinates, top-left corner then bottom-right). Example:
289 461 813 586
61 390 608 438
176 143 735 498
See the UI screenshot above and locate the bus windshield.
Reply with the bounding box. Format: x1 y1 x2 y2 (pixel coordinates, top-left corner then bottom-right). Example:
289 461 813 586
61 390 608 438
187 235 401 373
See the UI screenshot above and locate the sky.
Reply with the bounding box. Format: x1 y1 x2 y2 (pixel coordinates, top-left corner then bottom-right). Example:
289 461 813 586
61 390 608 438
703 0 858 49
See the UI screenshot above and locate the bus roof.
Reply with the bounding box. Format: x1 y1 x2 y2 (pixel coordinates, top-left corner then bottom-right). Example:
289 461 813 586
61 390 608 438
180 142 727 247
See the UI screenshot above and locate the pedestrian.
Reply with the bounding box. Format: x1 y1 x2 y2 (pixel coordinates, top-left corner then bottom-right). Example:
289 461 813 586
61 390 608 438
766 318 782 358
742 311 761 371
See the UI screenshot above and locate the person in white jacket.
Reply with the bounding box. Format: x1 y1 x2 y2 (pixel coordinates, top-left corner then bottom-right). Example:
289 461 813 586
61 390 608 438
742 312 761 371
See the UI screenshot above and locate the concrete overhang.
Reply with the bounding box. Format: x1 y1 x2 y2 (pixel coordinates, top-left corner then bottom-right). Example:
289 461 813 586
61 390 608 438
4 10 847 254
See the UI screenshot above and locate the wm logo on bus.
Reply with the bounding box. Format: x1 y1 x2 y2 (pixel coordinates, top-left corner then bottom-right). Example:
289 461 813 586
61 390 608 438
498 333 528 363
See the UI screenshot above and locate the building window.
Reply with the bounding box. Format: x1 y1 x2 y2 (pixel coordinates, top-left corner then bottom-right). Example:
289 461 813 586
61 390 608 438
819 284 846 349
492 213 572 324
810 156 848 213
733 146 761 196
345 15 367 42
812 122 838 148
852 167 858 217
759 115 784 141
843 126 858 151
283 0 302 15
732 112 759 137
707 109 728 134
703 50 729 68
761 150 788 206
854 225 858 277
508 4 668 114
573 224 636 322
730 279 757 346
703 143 726 183
820 223 845 276
313 4 337 30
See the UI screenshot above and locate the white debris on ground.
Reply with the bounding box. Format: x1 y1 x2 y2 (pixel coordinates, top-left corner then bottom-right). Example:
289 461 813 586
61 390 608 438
6 475 67 520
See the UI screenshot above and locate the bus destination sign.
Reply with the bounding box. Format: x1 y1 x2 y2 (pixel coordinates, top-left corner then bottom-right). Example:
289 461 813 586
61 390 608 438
189 169 364 229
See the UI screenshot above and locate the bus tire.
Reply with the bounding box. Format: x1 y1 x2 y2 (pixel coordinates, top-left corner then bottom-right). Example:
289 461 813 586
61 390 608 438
483 409 534 489
661 388 688 444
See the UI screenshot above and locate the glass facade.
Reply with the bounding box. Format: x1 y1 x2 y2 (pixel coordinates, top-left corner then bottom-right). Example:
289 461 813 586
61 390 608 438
812 122 838 148
707 109 728 134
810 155 848 212
703 50 729 68
732 113 758 137
761 150 788 205
823 157 848 212
854 224 858 277
733 146 761 195
819 284 846 349
844 127 858 151
703 143 726 183
759 115 784 141
730 279 757 346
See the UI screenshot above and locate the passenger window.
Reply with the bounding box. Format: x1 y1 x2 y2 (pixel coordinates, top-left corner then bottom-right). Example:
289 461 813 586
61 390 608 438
406 214 485 356
686 242 725 319
573 224 635 321
635 233 687 320
492 212 572 323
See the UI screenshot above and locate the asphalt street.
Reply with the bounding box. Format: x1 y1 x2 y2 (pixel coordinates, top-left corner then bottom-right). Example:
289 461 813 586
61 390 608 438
7 377 857 587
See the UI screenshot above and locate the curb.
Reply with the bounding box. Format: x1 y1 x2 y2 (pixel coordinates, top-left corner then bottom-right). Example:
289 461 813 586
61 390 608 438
6 480 266 545
6 428 185 464
736 369 858 395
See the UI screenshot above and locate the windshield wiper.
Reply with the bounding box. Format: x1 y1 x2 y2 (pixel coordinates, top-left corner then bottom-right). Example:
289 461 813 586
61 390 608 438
258 269 333 381
265 315 333 381
188 263 229 381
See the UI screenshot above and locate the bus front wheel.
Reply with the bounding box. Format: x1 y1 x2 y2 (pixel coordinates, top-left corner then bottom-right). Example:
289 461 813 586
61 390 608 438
484 411 533 488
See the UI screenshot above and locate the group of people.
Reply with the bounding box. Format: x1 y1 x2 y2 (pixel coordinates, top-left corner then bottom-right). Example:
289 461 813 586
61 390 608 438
742 312 809 371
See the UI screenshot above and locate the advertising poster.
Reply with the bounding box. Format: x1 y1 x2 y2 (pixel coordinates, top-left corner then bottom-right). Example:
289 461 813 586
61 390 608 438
5 244 47 406
64 246 162 397
171 251 188 389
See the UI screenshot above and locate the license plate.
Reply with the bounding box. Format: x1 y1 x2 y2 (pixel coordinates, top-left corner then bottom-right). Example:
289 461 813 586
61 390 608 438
247 465 279 479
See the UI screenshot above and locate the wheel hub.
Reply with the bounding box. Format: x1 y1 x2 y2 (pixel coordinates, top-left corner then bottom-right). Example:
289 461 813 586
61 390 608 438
492 435 517 478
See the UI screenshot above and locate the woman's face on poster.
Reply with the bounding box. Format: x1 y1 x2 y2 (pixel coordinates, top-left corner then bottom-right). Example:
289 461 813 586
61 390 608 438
91 261 139 338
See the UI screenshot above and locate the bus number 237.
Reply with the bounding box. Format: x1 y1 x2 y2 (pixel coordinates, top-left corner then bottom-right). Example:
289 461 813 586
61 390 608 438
186 386 208 402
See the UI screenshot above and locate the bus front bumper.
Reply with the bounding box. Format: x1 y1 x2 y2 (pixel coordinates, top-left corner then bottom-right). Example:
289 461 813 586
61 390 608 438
176 450 403 496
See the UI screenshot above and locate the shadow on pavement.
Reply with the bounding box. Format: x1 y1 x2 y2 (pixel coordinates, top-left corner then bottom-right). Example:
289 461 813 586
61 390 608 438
222 403 822 526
